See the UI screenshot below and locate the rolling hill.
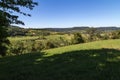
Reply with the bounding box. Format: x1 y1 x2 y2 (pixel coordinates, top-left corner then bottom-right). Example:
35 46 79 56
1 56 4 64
8 26 120 36
0 39 120 80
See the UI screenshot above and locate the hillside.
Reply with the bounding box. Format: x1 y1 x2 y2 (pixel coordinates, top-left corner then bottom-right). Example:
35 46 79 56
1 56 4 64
8 26 120 36
0 39 120 80
42 27 120 32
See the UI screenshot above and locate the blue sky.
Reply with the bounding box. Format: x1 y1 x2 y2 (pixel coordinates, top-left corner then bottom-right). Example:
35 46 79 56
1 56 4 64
18 0 120 28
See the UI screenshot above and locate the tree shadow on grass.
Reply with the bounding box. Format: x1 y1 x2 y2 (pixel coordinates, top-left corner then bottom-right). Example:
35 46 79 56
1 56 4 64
1 48 120 80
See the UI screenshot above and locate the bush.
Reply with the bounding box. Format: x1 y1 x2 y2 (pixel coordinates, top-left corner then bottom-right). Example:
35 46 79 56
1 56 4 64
72 33 85 44
45 41 56 49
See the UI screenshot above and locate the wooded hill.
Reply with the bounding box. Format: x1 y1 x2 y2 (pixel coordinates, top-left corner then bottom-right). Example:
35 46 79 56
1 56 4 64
7 26 120 36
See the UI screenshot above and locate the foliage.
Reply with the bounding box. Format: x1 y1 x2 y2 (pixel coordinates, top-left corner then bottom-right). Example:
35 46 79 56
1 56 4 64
0 0 38 25
0 26 10 56
0 11 9 56
109 31 120 39
72 33 84 44
0 0 37 56
85 28 98 41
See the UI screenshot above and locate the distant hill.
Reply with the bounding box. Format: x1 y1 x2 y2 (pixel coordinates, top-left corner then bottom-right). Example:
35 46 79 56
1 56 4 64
41 27 89 32
7 26 27 36
9 25 120 32
7 25 120 36
39 26 120 32
96 27 120 31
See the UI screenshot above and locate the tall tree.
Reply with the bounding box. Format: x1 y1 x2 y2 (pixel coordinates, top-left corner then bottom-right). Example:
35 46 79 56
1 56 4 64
0 0 38 56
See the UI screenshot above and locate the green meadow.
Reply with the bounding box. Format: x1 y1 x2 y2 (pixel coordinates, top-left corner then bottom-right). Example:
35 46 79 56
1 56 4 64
0 39 120 80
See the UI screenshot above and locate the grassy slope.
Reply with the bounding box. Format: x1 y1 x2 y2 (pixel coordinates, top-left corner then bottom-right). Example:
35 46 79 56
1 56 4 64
0 39 120 80
44 39 120 55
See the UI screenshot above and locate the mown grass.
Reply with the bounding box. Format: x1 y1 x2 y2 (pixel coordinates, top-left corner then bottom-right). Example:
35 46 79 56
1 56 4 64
0 39 120 80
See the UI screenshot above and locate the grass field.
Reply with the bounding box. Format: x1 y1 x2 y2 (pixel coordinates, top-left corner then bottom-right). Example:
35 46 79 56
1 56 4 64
44 39 120 56
8 36 40 41
8 34 70 41
0 39 120 80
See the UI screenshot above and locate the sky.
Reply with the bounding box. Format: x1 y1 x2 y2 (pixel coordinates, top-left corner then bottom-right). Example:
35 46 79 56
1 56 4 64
17 0 120 28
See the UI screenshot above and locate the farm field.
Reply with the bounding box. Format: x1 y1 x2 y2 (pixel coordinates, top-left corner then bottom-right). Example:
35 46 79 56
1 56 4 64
0 39 120 80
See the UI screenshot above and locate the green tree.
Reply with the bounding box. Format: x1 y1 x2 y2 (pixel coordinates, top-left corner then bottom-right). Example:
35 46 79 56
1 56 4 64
85 28 97 41
0 0 38 56
73 33 84 44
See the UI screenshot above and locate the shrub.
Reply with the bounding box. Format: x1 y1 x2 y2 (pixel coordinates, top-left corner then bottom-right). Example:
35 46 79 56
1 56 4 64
72 33 85 44
45 41 56 49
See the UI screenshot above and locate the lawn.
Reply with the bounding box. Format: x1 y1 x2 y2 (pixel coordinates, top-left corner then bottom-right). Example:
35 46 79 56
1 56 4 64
0 39 120 80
